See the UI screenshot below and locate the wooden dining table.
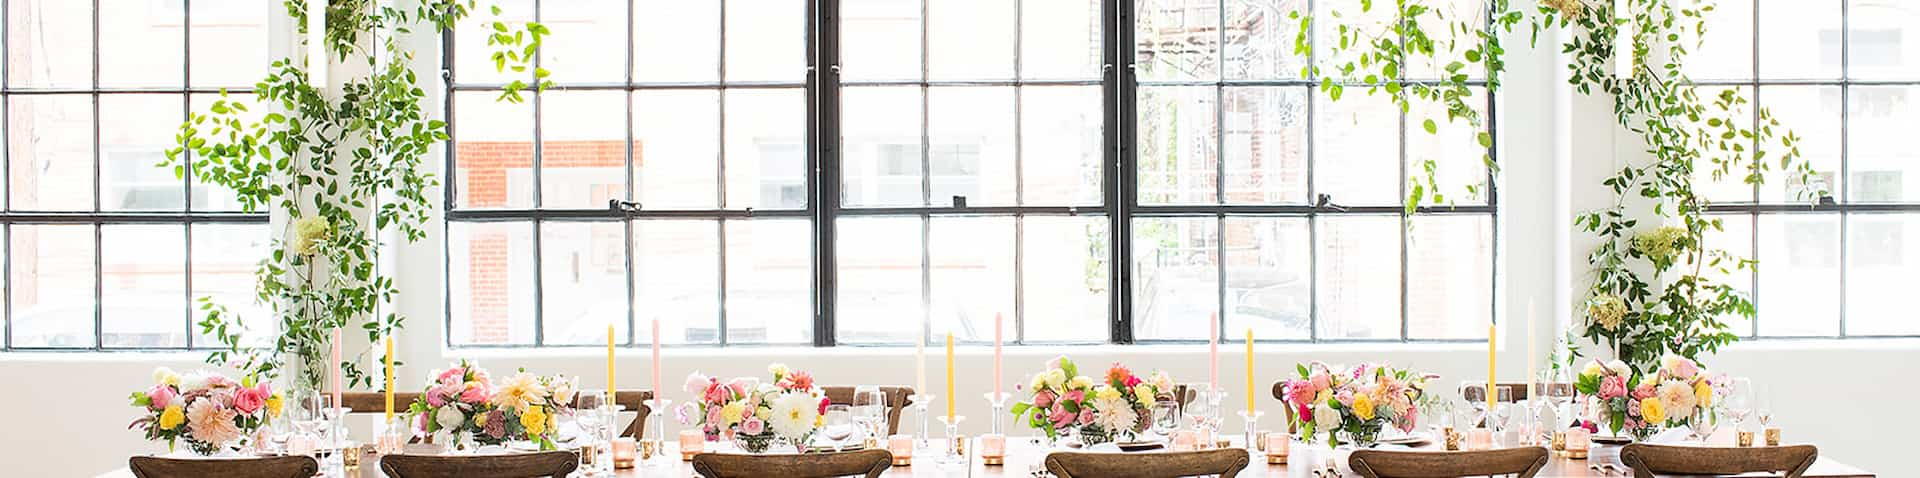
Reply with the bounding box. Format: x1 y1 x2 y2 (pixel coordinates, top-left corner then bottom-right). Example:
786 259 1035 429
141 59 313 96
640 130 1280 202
97 437 1875 478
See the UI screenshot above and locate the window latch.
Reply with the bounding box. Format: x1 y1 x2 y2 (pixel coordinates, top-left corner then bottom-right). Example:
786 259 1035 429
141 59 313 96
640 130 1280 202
609 199 642 214
1315 194 1348 212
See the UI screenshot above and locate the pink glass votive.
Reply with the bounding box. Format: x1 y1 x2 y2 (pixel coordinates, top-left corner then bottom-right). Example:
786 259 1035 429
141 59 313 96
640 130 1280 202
1171 430 1198 451
286 434 316 456
375 432 405 455
1264 433 1290 464
611 437 637 469
1564 428 1591 459
887 435 914 466
979 434 1006 465
1465 428 1494 451
678 430 704 460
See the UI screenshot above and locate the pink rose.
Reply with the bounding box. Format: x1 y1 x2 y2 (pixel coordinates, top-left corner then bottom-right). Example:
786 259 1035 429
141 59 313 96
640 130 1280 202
1663 356 1699 380
1335 390 1355 406
1598 375 1628 400
460 382 491 404
1062 390 1085 404
725 379 748 397
147 384 176 411
437 368 465 384
1283 381 1316 406
1033 390 1056 408
1048 404 1074 428
232 384 269 415
741 418 765 436
706 406 724 426
1632 383 1657 400
1309 372 1332 391
684 373 712 395
1076 409 1095 426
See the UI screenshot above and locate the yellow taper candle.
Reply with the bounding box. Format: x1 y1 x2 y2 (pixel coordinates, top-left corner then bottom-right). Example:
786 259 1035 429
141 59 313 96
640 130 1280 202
384 336 394 422
945 333 955 422
607 323 617 396
1244 328 1255 414
1487 321 1497 411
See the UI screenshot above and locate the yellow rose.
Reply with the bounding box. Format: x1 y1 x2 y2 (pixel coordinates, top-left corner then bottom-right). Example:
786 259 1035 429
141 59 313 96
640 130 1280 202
265 393 284 418
158 404 185 430
1044 370 1067 391
1581 360 1603 378
767 363 791 379
1694 381 1713 408
1640 398 1666 424
153 367 181 387
520 406 547 436
1352 393 1376 421
1068 376 1094 391
1095 386 1122 401
1029 372 1047 391
721 402 746 425
1132 384 1156 405
476 412 489 426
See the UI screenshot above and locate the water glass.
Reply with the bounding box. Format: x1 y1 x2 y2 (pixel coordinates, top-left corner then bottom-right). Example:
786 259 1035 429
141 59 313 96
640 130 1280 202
852 387 887 440
823 405 855 451
1723 377 1754 430
1151 399 1180 438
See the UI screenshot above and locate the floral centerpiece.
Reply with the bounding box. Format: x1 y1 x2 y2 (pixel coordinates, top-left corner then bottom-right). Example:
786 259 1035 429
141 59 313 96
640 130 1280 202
1278 362 1435 448
407 360 575 451
1010 356 1170 447
1574 355 1717 441
679 364 827 453
128 368 281 455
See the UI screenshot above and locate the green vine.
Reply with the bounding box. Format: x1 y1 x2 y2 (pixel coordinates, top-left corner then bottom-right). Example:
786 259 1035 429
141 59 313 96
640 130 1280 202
167 1 549 391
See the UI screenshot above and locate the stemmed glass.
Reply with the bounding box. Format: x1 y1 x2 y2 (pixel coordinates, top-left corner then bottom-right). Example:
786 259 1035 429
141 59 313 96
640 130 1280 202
1723 377 1754 431
1754 383 1774 430
1184 392 1216 437
852 388 887 442
574 391 609 476
823 405 856 452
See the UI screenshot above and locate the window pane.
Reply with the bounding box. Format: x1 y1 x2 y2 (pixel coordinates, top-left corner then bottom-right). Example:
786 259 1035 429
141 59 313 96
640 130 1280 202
726 0 806 82
1702 214 1754 335
1406 0 1487 81
1313 0 1392 77
1847 86 1920 203
1021 0 1100 79
928 87 1015 207
1406 215 1492 339
725 219 812 344
1685 0 1754 80
1407 88 1490 205
931 217 1014 342
1759 86 1840 202
9 94 93 211
635 220 720 345
540 91 628 209
1757 0 1840 80
6 0 92 88
840 0 921 81
1757 214 1839 336
724 89 807 209
929 0 1014 80
449 221 536 345
1135 0 1220 81
1020 86 1103 206
633 90 719 209
99 1 181 89
1224 87 1307 205
842 86 924 207
453 92 535 210
189 93 259 211
100 95 184 211
836 217 924 344
1224 0 1307 80
452 0 533 85
192 223 269 349
1692 86 1755 204
1316 216 1400 340
1224 216 1310 340
539 0 627 84
190 0 271 88
1847 0 1920 80
1138 86 1218 205
633 0 718 82
1132 217 1218 341
101 225 185 349
10 225 95 348
540 221 628 345
1846 213 1920 336
1021 216 1109 342
1313 93 1398 206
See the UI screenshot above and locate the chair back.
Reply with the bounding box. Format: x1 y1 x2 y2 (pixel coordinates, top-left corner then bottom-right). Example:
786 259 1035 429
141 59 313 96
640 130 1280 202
380 450 579 478
347 390 656 438
128 455 318 478
1459 382 1535 402
1619 443 1819 478
1348 447 1549 478
1042 449 1251 478
690 449 892 478
822 385 916 435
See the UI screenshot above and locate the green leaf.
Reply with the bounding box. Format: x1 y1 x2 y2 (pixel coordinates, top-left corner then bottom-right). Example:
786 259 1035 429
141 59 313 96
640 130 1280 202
1422 118 1437 134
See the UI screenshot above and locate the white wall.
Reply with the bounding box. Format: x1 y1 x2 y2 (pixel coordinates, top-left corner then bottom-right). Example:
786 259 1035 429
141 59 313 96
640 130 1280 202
1 8 1915 478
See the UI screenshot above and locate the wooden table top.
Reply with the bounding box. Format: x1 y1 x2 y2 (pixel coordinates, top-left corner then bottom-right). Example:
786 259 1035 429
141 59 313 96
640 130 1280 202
98 438 1876 478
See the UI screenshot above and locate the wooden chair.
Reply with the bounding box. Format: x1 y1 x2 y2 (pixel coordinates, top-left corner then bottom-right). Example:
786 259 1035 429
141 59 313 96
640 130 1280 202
128 455 318 478
343 390 655 437
690 449 892 478
1042 448 1251 478
822 385 915 435
1619 443 1819 478
380 450 579 478
1348 447 1550 478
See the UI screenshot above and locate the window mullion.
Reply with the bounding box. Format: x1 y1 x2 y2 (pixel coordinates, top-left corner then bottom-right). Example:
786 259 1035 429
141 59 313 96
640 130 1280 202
811 0 843 347
1106 0 1136 344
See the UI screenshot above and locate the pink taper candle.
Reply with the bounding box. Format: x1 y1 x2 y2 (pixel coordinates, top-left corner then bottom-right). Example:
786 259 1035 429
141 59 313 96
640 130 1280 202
650 318 662 400
1208 312 1219 391
330 327 342 409
993 313 1004 396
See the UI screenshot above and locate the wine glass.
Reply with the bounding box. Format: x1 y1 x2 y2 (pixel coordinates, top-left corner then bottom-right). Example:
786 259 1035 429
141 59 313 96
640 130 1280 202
1754 383 1774 429
852 387 887 440
1184 392 1215 433
822 405 855 452
1722 377 1754 430
291 392 327 455
1150 399 1180 438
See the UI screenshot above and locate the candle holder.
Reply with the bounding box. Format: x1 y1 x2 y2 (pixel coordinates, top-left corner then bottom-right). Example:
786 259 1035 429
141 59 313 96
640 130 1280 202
935 415 967 467
643 399 673 467
323 407 352 474
678 429 705 462
982 392 1010 466
1237 410 1265 451
375 416 407 455
1764 427 1781 446
908 394 936 450
887 434 915 466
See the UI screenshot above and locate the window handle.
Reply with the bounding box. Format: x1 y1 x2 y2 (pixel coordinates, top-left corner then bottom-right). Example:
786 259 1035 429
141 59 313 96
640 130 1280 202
1314 194 1348 212
608 199 642 214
